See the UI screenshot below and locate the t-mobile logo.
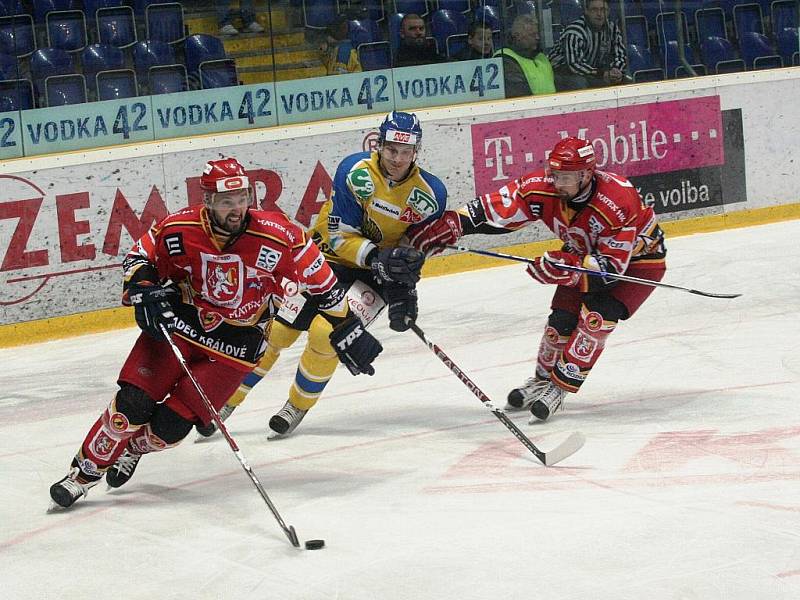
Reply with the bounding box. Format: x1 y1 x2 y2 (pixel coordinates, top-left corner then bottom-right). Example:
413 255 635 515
483 136 513 181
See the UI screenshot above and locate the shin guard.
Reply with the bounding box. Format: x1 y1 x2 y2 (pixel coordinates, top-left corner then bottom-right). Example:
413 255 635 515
552 305 617 392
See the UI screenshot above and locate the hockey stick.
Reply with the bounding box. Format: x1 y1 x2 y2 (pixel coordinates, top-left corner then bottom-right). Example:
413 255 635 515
407 321 585 466
441 244 741 299
159 324 301 548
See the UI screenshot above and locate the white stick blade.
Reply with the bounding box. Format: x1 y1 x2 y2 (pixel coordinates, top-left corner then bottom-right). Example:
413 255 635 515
543 432 586 466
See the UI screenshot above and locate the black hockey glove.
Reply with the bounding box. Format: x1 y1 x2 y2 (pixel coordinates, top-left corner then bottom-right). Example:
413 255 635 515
128 282 178 341
329 315 383 376
370 247 425 286
385 283 418 332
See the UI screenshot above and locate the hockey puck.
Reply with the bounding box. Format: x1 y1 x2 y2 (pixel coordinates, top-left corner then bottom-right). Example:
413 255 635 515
304 539 325 550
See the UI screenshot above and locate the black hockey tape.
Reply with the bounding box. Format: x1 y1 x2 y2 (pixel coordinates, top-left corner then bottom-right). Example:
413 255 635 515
304 539 325 550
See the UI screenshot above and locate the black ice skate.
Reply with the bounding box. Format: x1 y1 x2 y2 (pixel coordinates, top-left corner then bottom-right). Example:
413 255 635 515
268 400 308 439
506 376 551 410
528 382 568 423
195 404 237 439
49 466 101 509
106 449 142 488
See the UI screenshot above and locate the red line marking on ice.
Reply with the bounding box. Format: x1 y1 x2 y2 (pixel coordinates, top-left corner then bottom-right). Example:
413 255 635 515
777 569 800 578
736 501 800 513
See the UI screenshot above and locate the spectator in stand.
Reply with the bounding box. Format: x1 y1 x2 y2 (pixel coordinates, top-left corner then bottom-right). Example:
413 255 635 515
321 15 362 75
452 21 494 61
548 0 627 90
218 0 265 36
494 14 555 97
394 13 443 67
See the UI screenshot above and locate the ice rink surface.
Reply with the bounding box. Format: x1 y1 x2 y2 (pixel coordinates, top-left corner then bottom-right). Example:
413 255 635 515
2 220 799 600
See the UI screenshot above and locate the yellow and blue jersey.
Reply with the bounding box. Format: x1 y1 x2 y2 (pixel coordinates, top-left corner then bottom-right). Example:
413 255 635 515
308 151 448 268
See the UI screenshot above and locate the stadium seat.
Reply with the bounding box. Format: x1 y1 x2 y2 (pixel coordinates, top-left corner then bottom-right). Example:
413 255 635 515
445 32 468 57
732 3 764 38
655 11 690 47
516 0 538 16
146 2 185 45
625 15 650 49
639 0 663 25
45 73 86 106
695 7 727 41
700 35 746 73
199 60 238 89
438 0 471 14
30 47 74 101
82 43 124 92
132 39 175 80
83 0 122 17
363 0 385 22
739 30 782 68
303 0 338 29
97 69 137 99
358 40 391 70
662 39 703 77
46 10 87 53
394 0 428 18
149 63 187 94
473 4 501 30
675 63 707 77
97 5 137 49
776 27 799 64
388 12 405 54
431 9 468 58
772 0 799 31
349 18 381 47
627 43 664 81
0 51 16 79
0 77 33 111
33 0 78 23
559 0 583 24
0 0 25 16
184 34 237 89
0 14 35 58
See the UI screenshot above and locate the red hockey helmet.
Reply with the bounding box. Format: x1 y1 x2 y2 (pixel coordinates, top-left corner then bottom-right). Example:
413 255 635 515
200 158 251 194
548 137 596 172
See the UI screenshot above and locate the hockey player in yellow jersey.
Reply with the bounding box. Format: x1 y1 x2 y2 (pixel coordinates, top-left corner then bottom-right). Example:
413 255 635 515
195 111 449 439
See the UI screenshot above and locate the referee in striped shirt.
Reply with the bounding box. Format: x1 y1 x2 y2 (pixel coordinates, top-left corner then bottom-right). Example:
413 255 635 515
548 0 627 90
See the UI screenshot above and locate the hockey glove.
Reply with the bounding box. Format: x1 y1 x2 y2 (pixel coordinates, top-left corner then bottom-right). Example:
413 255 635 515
330 316 383 376
405 210 463 256
384 283 418 332
128 282 178 340
526 251 582 287
370 247 425 286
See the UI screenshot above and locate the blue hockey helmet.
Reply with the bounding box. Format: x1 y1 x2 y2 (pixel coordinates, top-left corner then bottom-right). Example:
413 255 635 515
378 111 422 148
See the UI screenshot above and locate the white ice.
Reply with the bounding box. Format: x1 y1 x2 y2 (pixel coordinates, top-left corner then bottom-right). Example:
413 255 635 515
1 221 799 600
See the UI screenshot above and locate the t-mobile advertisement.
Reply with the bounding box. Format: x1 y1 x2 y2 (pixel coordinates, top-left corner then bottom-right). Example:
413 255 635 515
470 96 747 214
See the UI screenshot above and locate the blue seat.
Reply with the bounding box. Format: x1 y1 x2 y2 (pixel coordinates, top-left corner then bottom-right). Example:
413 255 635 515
695 8 727 41
97 69 137 99
739 30 781 68
621 0 642 17
97 6 137 49
431 9 467 58
516 0 537 16
84 0 122 17
33 0 78 23
0 14 35 57
662 40 702 77
46 10 87 52
132 39 175 80
445 32 467 57
733 3 764 38
473 5 501 30
199 60 238 89
625 15 650 49
0 51 16 78
149 63 187 94
776 27 799 64
559 0 582 24
303 0 338 29
639 1 663 25
358 40 391 70
30 47 74 101
388 12 405 54
438 0 471 13
656 11 690 47
0 77 33 111
45 73 86 105
184 34 237 88
82 43 124 92
627 43 664 81
700 35 745 73
363 0 385 22
0 0 24 16
394 0 428 18
349 18 381 46
146 2 185 44
772 0 799 31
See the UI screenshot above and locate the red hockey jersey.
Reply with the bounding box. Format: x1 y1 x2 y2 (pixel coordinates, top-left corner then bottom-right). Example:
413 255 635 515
123 206 346 369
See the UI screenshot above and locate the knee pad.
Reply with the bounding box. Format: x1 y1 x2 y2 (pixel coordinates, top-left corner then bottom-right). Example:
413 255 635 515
114 384 156 425
267 320 303 353
547 309 579 336
583 294 628 322
149 404 193 445
308 315 336 357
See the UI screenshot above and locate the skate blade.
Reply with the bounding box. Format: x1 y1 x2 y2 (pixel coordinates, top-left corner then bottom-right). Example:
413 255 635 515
47 500 68 513
503 403 529 412
194 432 217 443
266 430 288 441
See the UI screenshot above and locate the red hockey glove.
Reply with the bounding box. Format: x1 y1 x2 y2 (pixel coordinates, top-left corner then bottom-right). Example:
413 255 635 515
405 210 463 256
526 251 582 286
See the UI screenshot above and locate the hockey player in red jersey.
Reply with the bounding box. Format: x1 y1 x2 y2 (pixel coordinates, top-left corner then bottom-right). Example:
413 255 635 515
49 158 382 509
407 137 666 422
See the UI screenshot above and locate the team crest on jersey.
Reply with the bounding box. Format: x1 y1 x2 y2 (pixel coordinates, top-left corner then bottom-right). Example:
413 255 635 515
110 412 129 433
201 253 244 307
199 309 224 331
348 167 375 199
405 188 437 220
90 431 115 459
256 245 282 272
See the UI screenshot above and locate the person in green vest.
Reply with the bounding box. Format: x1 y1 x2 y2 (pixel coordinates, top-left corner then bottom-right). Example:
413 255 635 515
494 14 556 98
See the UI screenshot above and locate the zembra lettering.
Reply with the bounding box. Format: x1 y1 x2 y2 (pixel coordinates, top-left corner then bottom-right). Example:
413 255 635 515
395 65 500 99
26 115 111 143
